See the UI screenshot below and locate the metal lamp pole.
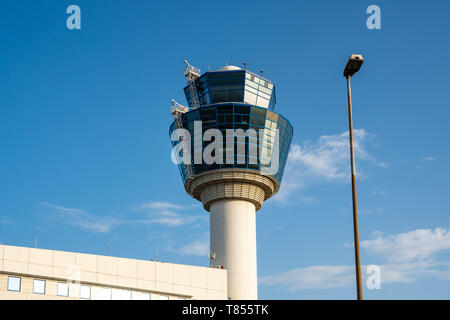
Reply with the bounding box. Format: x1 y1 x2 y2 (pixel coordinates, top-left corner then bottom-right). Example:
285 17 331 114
344 54 364 300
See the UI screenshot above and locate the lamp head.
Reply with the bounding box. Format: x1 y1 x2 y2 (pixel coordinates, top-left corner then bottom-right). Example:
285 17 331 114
344 54 364 77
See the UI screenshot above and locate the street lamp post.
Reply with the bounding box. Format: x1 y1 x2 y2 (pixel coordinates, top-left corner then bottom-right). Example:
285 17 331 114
344 54 364 300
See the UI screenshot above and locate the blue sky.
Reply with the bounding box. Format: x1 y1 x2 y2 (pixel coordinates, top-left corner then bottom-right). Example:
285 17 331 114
1 0 449 299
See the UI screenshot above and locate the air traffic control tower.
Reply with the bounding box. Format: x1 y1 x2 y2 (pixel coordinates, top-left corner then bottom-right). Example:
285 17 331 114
169 61 293 299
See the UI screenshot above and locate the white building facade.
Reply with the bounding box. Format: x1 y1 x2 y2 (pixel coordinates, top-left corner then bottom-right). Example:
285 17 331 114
0 244 227 300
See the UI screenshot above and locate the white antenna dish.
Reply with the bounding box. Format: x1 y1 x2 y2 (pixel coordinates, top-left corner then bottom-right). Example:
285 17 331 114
209 252 216 267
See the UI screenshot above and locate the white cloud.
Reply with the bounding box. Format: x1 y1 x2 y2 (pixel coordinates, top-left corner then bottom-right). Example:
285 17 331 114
273 129 381 203
0 215 13 224
260 227 450 292
177 240 209 257
376 261 437 284
166 236 210 257
422 156 438 162
258 261 450 292
361 228 450 263
38 202 122 233
359 208 384 215
259 265 354 291
290 129 372 179
144 211 203 227
135 201 204 226
140 201 185 210
38 201 204 233
370 190 386 196
141 207 205 227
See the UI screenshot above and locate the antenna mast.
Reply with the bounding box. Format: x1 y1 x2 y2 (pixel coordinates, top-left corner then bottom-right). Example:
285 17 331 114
169 59 201 181
183 60 201 110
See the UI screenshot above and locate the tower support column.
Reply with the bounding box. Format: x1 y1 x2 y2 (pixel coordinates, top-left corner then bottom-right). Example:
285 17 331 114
185 169 279 300
210 199 257 300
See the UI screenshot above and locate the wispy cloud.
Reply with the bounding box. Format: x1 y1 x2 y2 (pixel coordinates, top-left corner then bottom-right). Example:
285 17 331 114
422 156 438 162
259 265 354 291
259 260 449 291
376 260 447 284
360 228 450 263
370 190 386 196
38 201 204 233
138 209 204 227
260 227 450 292
273 129 384 203
176 240 209 257
140 201 185 210
166 234 210 257
38 202 123 233
359 208 384 215
0 215 13 225
134 201 203 226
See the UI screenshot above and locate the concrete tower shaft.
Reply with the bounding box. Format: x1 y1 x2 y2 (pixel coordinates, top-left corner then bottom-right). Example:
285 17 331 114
185 169 278 299
210 199 257 300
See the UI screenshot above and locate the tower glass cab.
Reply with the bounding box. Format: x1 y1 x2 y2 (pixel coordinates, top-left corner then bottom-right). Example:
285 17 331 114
183 67 276 110
171 65 292 191
169 104 293 186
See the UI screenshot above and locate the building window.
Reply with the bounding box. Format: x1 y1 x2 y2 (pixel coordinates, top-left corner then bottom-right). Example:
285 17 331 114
160 295 169 300
7 276 21 292
57 282 69 297
131 292 151 300
112 289 132 300
80 285 91 299
101 288 112 300
33 279 46 294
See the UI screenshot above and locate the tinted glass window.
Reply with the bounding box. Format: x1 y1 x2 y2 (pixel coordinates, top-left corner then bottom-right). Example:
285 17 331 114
228 90 243 102
207 72 225 80
211 91 226 103
170 104 293 185
217 105 233 114
250 116 265 126
235 105 250 115
251 107 266 118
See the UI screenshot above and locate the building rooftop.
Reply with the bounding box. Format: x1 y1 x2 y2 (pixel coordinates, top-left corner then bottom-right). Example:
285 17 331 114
0 244 227 300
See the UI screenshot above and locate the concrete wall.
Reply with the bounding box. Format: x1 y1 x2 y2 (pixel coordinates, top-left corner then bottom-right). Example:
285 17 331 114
210 199 257 300
0 244 227 300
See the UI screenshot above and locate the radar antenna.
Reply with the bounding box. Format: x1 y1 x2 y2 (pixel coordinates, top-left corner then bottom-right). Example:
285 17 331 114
183 60 201 110
169 99 193 179
170 99 189 120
